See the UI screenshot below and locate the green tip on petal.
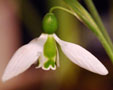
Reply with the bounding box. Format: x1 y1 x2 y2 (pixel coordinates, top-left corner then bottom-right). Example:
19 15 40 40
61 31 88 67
42 13 58 34
44 59 55 69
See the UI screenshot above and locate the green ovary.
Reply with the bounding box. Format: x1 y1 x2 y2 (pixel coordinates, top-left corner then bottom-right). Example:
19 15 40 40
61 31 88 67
42 13 58 34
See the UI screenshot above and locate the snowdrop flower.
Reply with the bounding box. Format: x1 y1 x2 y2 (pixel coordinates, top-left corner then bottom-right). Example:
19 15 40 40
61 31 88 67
2 13 108 82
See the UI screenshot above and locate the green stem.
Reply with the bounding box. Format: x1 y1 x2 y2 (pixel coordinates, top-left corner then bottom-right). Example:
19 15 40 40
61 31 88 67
49 6 82 22
97 29 113 62
49 6 75 15
84 0 113 50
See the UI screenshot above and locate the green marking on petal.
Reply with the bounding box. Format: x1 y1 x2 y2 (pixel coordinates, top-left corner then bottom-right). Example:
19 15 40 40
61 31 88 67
43 35 57 69
44 35 57 58
44 59 55 69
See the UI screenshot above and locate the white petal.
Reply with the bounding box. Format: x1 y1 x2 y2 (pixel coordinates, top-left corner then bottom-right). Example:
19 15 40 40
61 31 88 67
30 33 48 46
53 34 108 75
2 34 48 82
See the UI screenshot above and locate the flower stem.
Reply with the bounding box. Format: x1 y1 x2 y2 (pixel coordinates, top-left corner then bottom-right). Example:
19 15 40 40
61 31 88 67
49 6 75 16
84 0 113 50
97 29 113 62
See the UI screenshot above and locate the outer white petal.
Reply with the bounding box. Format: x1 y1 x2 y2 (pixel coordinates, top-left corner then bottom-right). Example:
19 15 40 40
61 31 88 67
2 34 48 82
30 33 48 46
53 34 108 75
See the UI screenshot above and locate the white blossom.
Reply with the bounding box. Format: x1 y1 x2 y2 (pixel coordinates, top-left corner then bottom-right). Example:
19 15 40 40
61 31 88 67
2 33 108 82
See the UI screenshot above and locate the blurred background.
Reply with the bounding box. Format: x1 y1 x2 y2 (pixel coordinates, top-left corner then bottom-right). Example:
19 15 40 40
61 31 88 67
0 0 113 90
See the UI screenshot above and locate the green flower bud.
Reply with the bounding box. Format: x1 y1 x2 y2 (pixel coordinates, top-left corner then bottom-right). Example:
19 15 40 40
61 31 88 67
42 13 58 34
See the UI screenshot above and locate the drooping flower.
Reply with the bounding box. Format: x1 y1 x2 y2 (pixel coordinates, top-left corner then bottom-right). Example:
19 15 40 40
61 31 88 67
2 13 108 82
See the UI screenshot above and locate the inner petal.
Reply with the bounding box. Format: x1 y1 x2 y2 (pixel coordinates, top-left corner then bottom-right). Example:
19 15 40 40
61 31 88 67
43 35 57 70
36 35 57 70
